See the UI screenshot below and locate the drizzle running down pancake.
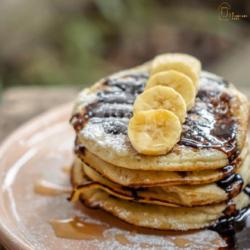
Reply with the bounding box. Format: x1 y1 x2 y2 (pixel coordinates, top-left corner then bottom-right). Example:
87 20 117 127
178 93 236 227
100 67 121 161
69 57 250 234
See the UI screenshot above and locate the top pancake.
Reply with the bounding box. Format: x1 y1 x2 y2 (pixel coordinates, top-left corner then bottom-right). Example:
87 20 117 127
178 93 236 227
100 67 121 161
71 65 249 171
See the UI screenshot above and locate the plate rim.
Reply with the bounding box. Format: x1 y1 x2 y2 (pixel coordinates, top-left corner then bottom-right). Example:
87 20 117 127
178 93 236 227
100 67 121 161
0 102 72 250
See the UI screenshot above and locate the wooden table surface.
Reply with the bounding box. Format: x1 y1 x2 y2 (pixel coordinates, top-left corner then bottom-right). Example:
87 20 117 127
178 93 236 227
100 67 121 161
0 87 79 142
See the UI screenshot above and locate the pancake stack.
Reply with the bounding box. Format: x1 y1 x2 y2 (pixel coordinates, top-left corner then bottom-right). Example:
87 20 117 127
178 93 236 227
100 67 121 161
69 55 250 231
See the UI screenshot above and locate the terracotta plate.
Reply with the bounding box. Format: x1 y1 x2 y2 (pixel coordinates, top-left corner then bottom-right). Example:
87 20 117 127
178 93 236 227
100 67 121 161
0 103 242 249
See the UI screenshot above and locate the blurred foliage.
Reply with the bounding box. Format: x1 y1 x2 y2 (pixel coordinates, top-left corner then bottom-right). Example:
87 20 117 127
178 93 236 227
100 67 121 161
0 0 249 88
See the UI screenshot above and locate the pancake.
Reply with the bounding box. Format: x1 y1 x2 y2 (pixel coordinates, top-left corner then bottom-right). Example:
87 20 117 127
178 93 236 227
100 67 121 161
77 190 250 231
76 144 248 187
71 157 86 187
69 57 250 232
71 152 250 207
71 66 249 171
70 165 250 230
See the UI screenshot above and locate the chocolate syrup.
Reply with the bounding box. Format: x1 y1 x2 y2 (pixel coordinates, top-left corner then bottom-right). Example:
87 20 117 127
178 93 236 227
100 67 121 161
212 185 250 249
221 165 235 176
74 143 86 156
106 74 146 94
180 90 238 162
244 185 250 196
121 186 147 200
70 74 145 132
70 113 85 132
217 174 244 199
97 91 135 104
177 171 188 178
70 102 99 132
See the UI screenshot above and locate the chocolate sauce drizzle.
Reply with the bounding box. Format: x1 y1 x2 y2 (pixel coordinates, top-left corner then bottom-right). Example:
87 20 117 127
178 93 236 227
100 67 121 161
121 186 147 200
221 165 235 176
180 90 238 162
70 74 145 133
71 71 239 162
74 142 85 156
217 174 244 199
211 185 250 249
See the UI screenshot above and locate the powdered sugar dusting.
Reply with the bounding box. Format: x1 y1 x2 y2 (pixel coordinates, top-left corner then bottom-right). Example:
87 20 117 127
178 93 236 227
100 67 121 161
74 71 233 165
93 103 132 118
81 117 132 156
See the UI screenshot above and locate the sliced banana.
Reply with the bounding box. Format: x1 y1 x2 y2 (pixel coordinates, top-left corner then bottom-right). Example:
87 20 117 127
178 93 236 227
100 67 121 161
133 86 186 123
151 53 201 74
168 53 201 73
150 53 201 90
128 109 181 155
145 70 196 110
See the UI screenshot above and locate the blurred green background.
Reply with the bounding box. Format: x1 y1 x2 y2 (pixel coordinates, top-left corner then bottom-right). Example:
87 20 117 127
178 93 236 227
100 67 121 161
0 0 250 140
0 0 250 90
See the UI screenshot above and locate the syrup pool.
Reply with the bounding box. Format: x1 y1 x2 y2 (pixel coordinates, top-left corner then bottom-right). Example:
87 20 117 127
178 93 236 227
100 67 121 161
34 179 71 196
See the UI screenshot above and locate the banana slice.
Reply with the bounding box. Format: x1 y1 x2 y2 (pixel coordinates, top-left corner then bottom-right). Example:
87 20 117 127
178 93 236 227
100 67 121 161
128 110 181 155
168 53 201 73
133 86 187 123
150 53 201 90
145 70 196 110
